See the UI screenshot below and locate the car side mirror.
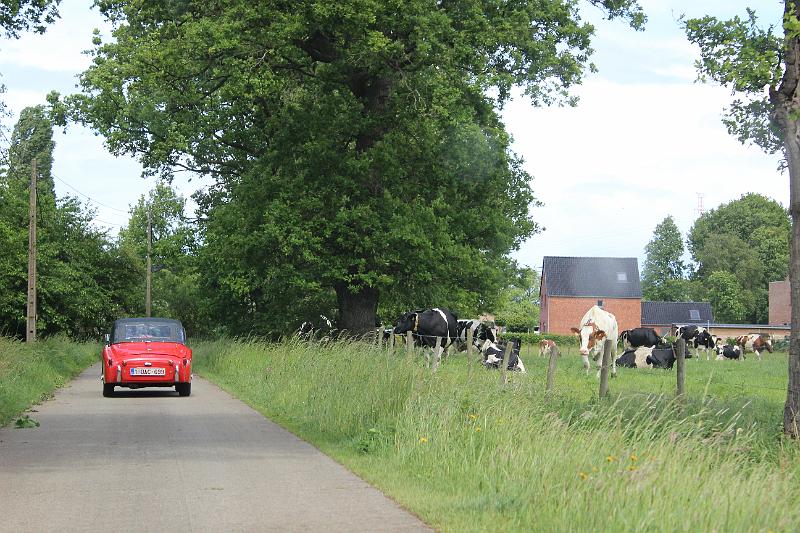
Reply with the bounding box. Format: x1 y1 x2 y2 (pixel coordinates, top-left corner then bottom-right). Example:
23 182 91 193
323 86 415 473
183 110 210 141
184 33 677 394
104 333 111 346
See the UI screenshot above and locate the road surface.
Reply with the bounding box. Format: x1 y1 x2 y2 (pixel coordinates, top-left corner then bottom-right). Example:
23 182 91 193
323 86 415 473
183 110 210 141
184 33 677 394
0 365 430 532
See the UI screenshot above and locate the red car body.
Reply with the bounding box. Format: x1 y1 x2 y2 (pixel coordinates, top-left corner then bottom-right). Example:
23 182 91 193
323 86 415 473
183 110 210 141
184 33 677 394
102 318 192 397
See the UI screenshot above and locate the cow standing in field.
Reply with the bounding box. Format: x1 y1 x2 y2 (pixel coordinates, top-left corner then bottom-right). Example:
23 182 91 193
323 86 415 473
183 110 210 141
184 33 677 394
674 325 708 358
693 330 717 360
394 308 459 363
736 334 773 360
571 305 619 376
539 339 557 358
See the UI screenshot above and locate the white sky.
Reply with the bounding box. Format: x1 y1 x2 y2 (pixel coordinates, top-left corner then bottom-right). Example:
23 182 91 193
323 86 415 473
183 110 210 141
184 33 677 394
0 0 788 270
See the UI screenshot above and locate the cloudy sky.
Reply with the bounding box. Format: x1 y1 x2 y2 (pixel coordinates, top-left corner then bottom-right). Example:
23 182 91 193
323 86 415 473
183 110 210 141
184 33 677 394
0 0 788 270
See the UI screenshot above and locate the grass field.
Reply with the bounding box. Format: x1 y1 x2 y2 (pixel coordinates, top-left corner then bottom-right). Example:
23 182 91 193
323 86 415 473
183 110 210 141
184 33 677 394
0 336 98 426
194 338 800 532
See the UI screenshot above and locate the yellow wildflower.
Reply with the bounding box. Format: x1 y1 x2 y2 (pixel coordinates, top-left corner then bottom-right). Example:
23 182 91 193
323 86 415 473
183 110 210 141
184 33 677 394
629 454 638 462
419 437 428 444
591 467 599 473
578 472 588 480
628 465 637 472
606 455 616 462
475 426 482 432
468 414 477 420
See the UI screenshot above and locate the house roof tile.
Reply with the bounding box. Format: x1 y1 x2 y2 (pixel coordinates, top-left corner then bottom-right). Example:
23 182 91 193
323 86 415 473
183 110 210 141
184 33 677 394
641 301 714 326
542 256 641 298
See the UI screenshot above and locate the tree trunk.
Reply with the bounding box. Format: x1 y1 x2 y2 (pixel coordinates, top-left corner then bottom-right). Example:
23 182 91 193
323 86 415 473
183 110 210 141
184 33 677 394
776 1 800 437
335 284 378 335
783 116 800 437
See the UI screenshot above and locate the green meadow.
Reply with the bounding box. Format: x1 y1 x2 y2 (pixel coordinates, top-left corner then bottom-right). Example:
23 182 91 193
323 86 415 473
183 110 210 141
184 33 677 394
193 338 798 532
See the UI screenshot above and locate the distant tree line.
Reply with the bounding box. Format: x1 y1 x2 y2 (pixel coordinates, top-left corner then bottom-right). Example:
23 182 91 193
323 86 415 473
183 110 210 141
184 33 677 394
642 194 789 323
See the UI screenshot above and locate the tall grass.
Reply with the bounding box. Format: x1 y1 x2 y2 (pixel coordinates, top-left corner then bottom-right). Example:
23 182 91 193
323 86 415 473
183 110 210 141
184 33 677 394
194 338 800 532
0 336 98 425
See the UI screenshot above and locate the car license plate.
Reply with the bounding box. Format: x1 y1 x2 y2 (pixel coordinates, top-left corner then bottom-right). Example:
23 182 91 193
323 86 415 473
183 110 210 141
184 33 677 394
130 367 166 376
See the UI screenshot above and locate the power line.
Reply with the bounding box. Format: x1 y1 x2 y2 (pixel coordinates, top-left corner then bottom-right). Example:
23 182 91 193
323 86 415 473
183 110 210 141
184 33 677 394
52 174 130 214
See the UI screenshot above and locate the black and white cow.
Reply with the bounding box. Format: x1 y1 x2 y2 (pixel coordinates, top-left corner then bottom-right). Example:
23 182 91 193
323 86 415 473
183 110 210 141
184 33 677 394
621 327 663 349
646 346 676 369
455 319 497 352
481 339 526 372
394 308 459 362
297 315 337 340
693 330 717 360
674 325 708 358
716 344 743 360
615 346 654 368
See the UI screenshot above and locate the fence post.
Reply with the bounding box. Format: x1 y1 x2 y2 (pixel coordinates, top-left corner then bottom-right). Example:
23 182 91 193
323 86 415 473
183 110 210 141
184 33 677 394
467 328 474 379
599 339 612 398
432 336 442 372
499 341 512 385
546 345 559 394
406 331 414 361
375 328 382 348
676 338 686 398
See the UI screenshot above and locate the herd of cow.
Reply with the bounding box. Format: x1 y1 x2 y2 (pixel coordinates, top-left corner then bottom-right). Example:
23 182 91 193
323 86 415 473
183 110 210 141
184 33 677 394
301 304 776 376
390 308 526 372
570 305 775 376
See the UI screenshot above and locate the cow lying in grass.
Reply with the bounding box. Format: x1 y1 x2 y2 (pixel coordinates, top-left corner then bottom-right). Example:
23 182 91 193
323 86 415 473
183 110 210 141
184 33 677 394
481 339 526 373
615 345 676 369
716 344 743 360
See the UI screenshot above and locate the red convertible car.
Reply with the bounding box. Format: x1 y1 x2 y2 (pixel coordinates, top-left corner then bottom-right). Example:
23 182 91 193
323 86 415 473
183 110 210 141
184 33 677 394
102 318 192 397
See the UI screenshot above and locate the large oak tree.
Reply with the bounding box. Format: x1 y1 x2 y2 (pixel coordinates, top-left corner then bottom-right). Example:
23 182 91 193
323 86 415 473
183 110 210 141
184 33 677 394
58 0 644 333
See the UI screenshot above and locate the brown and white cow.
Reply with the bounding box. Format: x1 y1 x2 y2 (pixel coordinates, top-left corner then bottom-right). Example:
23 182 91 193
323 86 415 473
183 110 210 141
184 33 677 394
571 305 619 376
539 339 557 358
736 334 773 360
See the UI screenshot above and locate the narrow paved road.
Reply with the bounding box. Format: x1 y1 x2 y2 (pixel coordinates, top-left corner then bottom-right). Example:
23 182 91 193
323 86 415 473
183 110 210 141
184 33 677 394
0 365 429 532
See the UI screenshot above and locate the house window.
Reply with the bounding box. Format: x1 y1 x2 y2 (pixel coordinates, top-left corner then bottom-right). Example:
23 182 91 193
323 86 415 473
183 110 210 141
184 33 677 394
689 309 700 320
616 272 627 282
597 299 604 308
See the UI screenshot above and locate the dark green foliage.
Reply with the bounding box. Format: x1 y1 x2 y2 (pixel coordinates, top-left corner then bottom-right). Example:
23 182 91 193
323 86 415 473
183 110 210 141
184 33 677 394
0 0 60 39
642 216 687 302
59 0 644 334
0 107 138 338
687 194 789 323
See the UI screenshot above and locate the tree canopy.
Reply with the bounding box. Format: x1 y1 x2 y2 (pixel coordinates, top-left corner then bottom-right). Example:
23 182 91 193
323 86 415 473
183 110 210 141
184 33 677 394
687 193 788 323
56 0 645 333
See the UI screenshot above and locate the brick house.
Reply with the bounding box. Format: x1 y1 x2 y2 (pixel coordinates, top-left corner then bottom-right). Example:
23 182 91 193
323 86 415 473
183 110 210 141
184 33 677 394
539 256 642 334
769 280 791 325
640 301 714 336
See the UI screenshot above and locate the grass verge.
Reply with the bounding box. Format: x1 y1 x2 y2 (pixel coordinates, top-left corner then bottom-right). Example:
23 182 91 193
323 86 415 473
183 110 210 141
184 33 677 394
0 336 97 426
194 338 800 532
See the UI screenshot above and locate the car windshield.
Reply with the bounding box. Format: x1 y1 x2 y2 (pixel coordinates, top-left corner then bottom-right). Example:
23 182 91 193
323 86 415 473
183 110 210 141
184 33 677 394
112 319 185 344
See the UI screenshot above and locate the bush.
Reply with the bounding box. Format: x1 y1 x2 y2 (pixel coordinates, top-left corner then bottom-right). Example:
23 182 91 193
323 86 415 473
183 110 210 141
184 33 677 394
499 332 578 347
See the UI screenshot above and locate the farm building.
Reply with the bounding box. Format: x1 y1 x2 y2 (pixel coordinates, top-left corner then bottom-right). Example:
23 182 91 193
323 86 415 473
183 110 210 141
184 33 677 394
641 301 714 336
539 256 641 335
769 279 791 326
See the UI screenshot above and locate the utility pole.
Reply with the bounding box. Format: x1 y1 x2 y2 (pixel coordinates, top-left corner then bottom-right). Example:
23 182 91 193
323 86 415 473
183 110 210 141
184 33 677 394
146 206 152 317
26 159 37 342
